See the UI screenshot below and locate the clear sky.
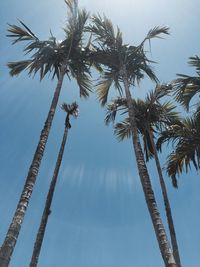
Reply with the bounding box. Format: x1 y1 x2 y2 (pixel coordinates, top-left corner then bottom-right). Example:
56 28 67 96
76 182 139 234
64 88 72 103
0 0 200 266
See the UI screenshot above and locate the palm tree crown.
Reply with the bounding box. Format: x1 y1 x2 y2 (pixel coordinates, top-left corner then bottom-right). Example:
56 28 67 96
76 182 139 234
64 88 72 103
87 14 169 104
106 85 180 160
7 0 92 97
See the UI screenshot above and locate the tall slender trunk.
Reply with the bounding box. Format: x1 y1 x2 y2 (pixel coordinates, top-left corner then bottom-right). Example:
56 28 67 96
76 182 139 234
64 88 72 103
0 63 67 267
29 118 69 267
148 130 181 267
121 66 177 267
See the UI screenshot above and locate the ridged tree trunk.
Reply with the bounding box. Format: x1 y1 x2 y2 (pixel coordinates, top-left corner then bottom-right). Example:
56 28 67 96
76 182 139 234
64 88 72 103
121 66 177 267
148 130 181 267
0 63 67 267
29 115 70 267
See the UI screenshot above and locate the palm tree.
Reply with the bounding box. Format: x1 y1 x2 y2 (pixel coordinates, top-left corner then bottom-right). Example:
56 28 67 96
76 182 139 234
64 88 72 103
106 85 182 267
0 1 91 266
157 115 200 187
29 102 78 267
88 15 177 266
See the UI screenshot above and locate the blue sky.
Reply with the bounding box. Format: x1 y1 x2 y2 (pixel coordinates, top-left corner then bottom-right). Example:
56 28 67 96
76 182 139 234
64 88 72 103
0 0 200 266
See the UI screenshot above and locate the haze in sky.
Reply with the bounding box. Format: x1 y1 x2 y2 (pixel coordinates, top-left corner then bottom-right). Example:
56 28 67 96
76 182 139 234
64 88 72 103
0 0 200 266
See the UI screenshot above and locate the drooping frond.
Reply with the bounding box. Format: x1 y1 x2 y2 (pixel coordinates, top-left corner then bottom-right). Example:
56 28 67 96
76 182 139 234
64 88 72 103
96 68 124 106
7 60 33 76
114 119 131 140
158 116 200 186
105 97 127 125
173 75 200 110
75 72 92 98
166 140 199 188
138 62 158 83
96 78 113 106
172 55 200 110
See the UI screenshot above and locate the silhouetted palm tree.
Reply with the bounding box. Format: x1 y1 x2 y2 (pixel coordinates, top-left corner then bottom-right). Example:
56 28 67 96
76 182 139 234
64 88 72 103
88 15 177 266
106 85 182 267
0 1 92 266
29 102 78 267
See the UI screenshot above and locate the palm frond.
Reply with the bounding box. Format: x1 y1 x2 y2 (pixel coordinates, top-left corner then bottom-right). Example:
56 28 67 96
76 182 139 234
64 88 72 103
96 69 124 105
96 78 113 106
158 115 200 186
189 56 200 74
173 75 200 110
105 97 127 125
166 142 198 188
87 14 119 48
7 21 38 44
64 0 78 14
114 119 131 140
139 62 159 83
172 56 200 110
145 26 170 41
7 60 33 76
77 75 92 98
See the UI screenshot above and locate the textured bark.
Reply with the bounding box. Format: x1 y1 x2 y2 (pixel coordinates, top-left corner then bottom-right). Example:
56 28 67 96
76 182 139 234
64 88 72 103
0 64 66 267
29 120 69 267
121 66 177 267
149 130 181 267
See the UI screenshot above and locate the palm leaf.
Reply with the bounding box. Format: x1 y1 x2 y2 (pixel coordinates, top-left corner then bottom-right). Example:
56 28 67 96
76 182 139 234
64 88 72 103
114 119 131 140
7 60 33 76
145 26 170 41
96 77 113 105
105 97 127 125
7 21 38 44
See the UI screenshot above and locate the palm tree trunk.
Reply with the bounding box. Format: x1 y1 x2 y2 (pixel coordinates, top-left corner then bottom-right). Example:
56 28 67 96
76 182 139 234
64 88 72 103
29 121 69 267
0 63 67 267
121 66 177 267
148 130 181 267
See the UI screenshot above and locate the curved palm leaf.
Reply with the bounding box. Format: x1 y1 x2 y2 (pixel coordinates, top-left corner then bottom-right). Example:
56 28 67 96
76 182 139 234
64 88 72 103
172 56 200 110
